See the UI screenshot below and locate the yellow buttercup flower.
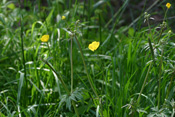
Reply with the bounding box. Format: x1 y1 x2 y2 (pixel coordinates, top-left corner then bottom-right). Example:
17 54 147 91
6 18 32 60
40 35 49 42
62 16 66 20
166 3 171 9
88 41 100 51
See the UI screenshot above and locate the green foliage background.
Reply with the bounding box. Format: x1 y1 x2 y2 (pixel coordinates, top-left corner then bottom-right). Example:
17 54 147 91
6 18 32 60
0 0 174 116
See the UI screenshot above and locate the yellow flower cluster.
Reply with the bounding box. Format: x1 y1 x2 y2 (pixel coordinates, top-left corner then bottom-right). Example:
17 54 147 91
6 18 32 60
40 35 49 42
88 41 100 51
166 3 171 9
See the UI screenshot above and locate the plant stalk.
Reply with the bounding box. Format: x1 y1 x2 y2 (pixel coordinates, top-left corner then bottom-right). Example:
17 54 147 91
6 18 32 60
20 15 27 107
157 49 163 109
71 37 73 93
47 42 51 55
74 36 104 117
41 58 79 116
165 73 174 100
41 58 69 94
72 101 79 117
137 62 152 105
74 36 98 98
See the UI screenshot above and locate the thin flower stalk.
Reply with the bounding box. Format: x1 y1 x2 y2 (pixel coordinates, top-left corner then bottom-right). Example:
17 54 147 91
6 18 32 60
158 49 164 109
41 58 69 94
157 3 171 109
144 13 156 66
71 37 73 93
20 16 27 107
137 62 152 105
165 73 174 101
40 58 79 117
74 36 103 117
74 36 99 98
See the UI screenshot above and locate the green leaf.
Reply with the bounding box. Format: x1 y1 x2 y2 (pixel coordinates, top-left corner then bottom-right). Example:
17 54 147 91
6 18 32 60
17 72 24 104
128 28 135 37
46 8 54 26
7 3 15 10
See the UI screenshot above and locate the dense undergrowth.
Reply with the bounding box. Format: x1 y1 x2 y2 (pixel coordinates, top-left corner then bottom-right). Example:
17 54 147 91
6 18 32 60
0 0 175 116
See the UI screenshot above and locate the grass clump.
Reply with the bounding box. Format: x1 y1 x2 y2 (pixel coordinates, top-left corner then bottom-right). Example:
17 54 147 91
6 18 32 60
0 0 174 116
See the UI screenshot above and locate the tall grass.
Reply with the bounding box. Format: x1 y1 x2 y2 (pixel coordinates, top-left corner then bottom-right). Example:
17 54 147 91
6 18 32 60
0 0 174 116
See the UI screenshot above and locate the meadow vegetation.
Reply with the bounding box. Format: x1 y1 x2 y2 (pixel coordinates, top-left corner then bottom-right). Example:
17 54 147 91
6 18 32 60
0 0 174 116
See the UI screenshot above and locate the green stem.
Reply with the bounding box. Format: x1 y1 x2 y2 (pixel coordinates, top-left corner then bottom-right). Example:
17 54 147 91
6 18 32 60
147 18 162 109
147 19 154 42
74 36 98 98
71 38 73 93
72 101 79 117
157 49 163 109
41 58 69 94
74 36 104 117
163 8 168 21
69 0 72 9
99 14 102 44
147 19 156 66
157 29 163 42
165 73 174 100
87 0 91 39
137 62 152 105
41 58 79 117
20 16 27 107
157 8 168 42
98 13 104 117
148 38 156 66
47 42 51 55
156 8 169 108
83 0 86 20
